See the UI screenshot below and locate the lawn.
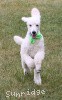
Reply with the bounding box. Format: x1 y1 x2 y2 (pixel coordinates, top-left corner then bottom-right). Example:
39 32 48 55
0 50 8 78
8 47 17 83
0 0 62 100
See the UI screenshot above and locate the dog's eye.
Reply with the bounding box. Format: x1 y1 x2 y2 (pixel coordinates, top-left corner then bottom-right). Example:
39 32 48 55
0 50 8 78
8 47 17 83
36 24 39 27
29 24 32 27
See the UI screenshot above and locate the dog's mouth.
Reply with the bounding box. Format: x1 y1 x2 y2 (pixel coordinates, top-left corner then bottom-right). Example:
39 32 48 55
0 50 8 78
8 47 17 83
32 34 36 38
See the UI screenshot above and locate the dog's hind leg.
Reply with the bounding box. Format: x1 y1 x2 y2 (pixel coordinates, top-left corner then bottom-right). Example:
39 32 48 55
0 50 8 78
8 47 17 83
21 60 30 75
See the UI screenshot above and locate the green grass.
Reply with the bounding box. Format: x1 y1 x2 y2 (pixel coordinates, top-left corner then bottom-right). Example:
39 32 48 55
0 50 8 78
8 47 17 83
0 0 62 100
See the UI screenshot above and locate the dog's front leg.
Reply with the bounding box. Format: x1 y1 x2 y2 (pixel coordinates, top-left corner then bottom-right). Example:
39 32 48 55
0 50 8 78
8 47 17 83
23 54 35 69
34 68 41 85
34 51 45 85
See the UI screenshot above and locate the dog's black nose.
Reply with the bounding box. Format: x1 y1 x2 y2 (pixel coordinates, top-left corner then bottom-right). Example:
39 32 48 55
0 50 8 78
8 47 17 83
32 31 36 34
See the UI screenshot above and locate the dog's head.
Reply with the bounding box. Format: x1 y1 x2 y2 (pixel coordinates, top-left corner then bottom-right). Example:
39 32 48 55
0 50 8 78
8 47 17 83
21 8 41 38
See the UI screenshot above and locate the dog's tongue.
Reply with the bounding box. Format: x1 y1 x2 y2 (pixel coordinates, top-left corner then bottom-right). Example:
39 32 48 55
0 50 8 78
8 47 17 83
32 34 36 38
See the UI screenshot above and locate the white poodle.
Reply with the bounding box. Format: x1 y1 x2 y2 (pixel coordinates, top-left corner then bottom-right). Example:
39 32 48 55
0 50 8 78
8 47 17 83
14 8 45 85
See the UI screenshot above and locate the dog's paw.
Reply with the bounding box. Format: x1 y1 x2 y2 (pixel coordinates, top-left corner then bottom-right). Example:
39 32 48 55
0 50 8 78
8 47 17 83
24 68 30 75
34 77 41 85
24 71 29 75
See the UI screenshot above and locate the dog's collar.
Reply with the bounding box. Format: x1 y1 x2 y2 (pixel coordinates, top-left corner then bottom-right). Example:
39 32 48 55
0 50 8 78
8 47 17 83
29 32 42 44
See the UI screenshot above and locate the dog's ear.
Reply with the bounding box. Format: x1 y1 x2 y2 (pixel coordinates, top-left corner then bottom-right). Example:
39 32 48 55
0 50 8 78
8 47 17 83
21 17 28 22
31 8 41 18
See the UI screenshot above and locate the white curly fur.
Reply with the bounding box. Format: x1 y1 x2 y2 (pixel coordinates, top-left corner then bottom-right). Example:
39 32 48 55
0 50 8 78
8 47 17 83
14 8 45 85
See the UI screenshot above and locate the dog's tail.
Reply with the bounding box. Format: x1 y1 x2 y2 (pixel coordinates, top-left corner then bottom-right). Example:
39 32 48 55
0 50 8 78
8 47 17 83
14 36 23 45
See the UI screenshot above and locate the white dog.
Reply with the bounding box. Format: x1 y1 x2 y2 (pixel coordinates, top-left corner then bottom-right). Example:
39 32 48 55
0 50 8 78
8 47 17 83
14 8 45 85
